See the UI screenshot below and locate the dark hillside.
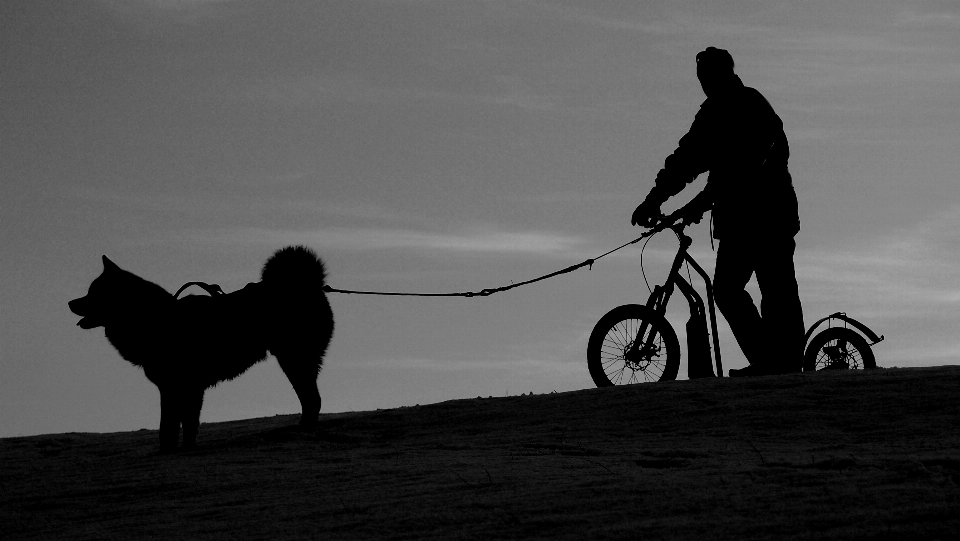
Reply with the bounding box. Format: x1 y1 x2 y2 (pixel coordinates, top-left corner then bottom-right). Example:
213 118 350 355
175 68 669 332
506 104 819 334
3 366 960 540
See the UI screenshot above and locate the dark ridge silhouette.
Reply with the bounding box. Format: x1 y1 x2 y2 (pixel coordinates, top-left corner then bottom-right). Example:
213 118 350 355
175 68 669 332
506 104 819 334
3 366 959 539
68 245 334 453
632 47 803 377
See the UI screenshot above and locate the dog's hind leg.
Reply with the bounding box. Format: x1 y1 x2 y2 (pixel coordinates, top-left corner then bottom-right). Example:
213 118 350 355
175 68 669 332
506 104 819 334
159 386 205 452
276 356 321 426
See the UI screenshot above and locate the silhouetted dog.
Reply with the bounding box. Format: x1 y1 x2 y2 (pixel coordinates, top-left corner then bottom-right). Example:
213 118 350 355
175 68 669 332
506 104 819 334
68 246 334 452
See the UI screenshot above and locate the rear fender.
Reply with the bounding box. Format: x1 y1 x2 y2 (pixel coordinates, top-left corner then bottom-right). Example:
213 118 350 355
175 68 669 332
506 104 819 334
804 312 884 346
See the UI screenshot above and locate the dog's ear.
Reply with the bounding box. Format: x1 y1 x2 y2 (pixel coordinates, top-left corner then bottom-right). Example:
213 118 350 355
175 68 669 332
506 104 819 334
102 255 120 272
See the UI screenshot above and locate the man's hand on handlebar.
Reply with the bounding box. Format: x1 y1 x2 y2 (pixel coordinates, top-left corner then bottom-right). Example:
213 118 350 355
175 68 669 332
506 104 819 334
631 200 661 227
632 205 706 230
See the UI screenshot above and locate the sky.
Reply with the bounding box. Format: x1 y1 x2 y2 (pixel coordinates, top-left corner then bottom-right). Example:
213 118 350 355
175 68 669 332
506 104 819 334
3 0 960 438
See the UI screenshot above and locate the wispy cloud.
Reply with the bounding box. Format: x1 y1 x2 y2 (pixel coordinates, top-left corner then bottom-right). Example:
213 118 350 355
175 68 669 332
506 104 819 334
97 0 238 28
894 3 960 29
529 2 674 35
190 225 586 255
72 184 414 224
798 204 960 315
238 71 562 112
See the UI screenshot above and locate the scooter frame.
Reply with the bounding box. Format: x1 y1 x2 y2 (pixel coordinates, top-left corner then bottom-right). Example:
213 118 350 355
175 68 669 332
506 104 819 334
635 221 724 378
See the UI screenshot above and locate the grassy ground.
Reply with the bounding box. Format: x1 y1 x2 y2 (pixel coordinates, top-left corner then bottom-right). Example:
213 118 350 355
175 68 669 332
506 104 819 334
3 366 960 540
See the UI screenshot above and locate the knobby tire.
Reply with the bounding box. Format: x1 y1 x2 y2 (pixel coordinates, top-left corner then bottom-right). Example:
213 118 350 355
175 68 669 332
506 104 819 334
587 304 680 386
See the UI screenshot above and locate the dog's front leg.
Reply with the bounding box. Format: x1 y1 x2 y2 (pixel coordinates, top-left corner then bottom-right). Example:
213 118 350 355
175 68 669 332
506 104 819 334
180 388 205 451
158 387 181 453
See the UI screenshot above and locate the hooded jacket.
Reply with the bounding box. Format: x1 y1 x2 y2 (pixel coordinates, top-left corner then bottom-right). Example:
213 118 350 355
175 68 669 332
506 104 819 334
651 75 800 239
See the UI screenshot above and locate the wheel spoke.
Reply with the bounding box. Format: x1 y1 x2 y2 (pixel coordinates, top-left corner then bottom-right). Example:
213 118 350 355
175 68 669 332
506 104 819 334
601 357 623 371
604 328 627 346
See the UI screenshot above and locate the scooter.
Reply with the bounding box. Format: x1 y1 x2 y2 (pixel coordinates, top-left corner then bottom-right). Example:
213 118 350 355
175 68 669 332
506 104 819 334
587 211 883 386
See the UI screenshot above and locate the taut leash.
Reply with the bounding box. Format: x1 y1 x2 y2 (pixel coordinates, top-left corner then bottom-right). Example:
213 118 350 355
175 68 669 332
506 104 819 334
322 233 655 298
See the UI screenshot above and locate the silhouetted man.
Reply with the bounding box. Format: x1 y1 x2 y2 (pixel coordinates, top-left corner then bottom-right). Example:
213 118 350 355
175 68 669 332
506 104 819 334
631 47 804 377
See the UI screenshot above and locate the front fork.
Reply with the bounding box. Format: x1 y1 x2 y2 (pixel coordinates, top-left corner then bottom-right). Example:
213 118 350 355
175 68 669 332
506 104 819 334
619 284 664 369
624 231 685 372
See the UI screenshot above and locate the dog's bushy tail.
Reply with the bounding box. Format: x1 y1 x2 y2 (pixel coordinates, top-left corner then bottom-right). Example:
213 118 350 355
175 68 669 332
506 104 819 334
261 245 327 287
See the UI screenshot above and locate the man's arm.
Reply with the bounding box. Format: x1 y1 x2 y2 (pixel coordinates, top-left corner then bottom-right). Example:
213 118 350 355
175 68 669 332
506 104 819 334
680 181 714 223
632 105 712 226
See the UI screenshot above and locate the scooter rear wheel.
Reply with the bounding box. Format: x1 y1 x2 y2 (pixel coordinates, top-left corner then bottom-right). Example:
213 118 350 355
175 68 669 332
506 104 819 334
587 304 680 386
803 327 877 372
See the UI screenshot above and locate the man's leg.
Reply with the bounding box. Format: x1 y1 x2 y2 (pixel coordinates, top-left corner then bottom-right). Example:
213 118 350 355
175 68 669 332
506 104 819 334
755 237 805 373
713 239 767 368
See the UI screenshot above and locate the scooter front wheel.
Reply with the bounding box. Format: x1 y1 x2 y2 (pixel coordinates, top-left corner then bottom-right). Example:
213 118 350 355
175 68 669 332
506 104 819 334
587 304 680 386
803 327 877 372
